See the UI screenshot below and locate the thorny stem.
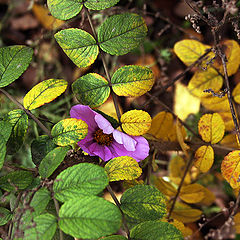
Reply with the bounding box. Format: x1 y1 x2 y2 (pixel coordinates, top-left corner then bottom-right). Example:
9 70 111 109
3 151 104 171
167 155 194 220
84 7 122 124
107 185 130 239
0 88 52 138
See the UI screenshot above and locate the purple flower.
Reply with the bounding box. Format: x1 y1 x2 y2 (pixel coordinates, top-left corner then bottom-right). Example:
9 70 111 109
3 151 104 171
70 104 149 162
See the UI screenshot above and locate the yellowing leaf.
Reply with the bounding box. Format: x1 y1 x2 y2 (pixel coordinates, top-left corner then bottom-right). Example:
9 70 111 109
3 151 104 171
174 82 200 120
176 119 189 156
154 177 177 197
221 150 240 189
121 110 151 136
168 202 202 223
198 113 225 144
201 95 230 112
198 187 215 206
220 133 239 148
188 68 223 97
234 212 240 234
194 145 214 173
23 79 68 110
169 156 191 185
233 82 240 104
174 39 213 67
104 156 142 181
219 112 235 131
51 118 88 146
32 3 64 30
147 112 177 142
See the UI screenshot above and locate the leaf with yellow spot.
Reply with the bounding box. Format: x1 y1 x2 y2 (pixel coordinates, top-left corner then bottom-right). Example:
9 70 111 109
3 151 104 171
219 112 234 131
188 68 223 97
161 218 193 238
168 202 202 223
104 156 142 182
23 79 68 110
233 82 240 104
147 111 177 142
111 65 154 97
220 133 239 148
51 118 88 146
179 183 207 204
174 39 213 67
32 3 64 30
174 82 200 121
194 145 214 173
55 28 99 68
154 177 177 197
176 119 189 156
234 212 240 234
198 113 225 144
120 110 151 136
169 156 191 185
221 150 240 189
201 95 230 112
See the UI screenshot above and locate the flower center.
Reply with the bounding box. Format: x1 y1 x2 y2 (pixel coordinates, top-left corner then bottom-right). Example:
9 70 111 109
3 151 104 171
94 129 113 146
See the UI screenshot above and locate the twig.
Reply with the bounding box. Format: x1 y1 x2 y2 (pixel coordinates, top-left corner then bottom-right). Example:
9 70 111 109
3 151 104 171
107 185 130 239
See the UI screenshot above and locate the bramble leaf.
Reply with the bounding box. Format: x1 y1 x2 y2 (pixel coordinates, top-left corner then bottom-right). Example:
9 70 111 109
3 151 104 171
23 79 68 110
59 196 121 239
201 95 230 112
51 118 88 146
105 156 142 181
55 28 99 68
112 65 154 97
154 177 177 197
218 112 234 131
102 236 128 240
121 110 152 136
0 207 12 226
0 45 33 87
194 145 214 173
98 13 147 55
233 82 240 104
72 73 110 108
198 113 225 144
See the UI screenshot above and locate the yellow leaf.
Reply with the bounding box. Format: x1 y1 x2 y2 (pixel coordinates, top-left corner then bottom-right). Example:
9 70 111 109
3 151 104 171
176 119 189 156
188 68 223 97
154 177 177 197
201 95 230 112
122 179 144 190
168 201 202 223
194 145 214 173
221 150 240 188
174 39 213 67
198 187 215 206
121 110 152 136
198 113 225 144
179 183 206 203
174 82 200 121
169 156 191 185
233 82 240 104
234 212 240 234
220 133 239 148
147 111 177 141
104 156 142 181
161 218 193 237
32 4 64 30
219 112 235 131
23 79 68 110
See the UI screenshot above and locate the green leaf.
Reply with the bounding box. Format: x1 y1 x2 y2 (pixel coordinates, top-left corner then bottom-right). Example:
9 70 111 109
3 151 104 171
98 13 147 55
0 140 6 170
59 196 121 239
39 146 70 178
84 0 120 10
31 135 57 166
23 79 68 110
0 45 33 87
0 207 12 226
130 221 184 240
51 118 88 146
72 73 110 108
55 28 99 68
6 109 28 154
120 185 166 222
0 170 33 191
112 65 154 97
24 213 57 240
102 235 128 240
53 163 108 202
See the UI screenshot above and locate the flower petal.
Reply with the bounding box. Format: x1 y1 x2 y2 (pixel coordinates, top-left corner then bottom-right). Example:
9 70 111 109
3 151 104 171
95 114 114 134
113 130 137 151
70 104 97 131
